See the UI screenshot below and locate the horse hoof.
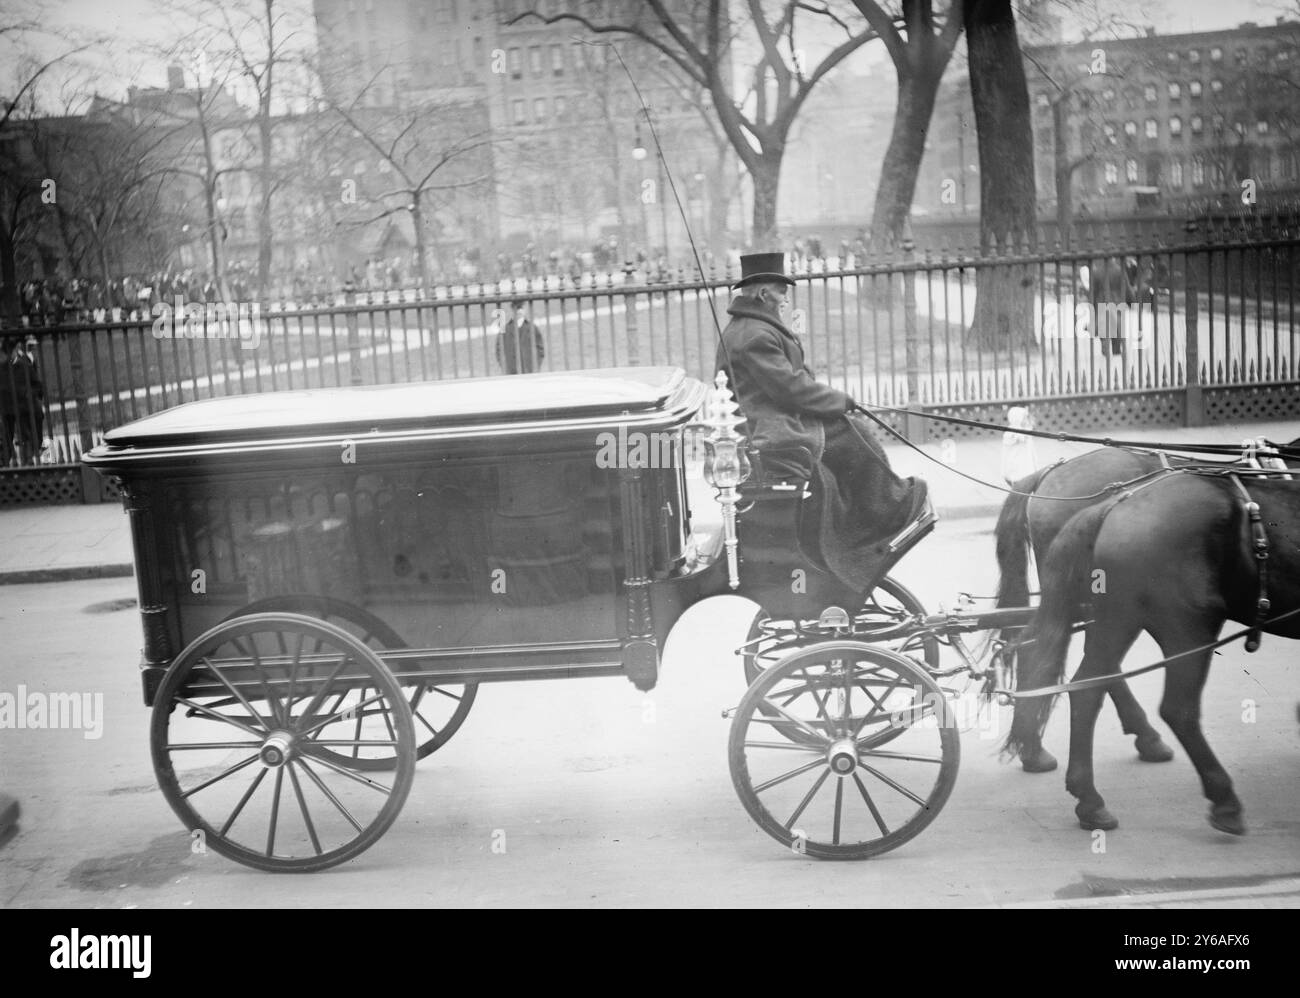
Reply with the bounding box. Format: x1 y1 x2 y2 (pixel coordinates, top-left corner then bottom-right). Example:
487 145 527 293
1020 748 1058 773
1209 808 1246 836
1077 807 1118 831
1135 735 1174 763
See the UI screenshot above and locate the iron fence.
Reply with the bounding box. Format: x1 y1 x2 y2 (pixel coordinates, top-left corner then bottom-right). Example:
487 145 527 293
5 220 1300 485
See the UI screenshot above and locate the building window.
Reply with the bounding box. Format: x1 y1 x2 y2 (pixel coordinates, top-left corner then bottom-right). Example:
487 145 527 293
529 46 542 76
533 97 547 120
1191 158 1204 186
1210 47 1222 61
1189 80 1202 97
555 95 567 116
1145 118 1158 138
1035 91 1049 106
1144 83 1158 103
1168 81 1181 100
1170 159 1183 188
1124 120 1137 137
1210 78 1223 94
551 44 563 75
1233 120 1245 136
1125 158 1138 182
1257 119 1269 135
1104 161 1118 184
512 99 526 125
1236 48 1247 65
571 41 585 71
1103 122 1117 144
508 47 521 79
1170 115 1182 136
1189 49 1200 63
1212 114 1224 132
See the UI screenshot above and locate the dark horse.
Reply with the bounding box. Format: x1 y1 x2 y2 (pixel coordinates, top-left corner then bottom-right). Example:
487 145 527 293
1005 470 1300 833
994 439 1300 772
996 448 1181 772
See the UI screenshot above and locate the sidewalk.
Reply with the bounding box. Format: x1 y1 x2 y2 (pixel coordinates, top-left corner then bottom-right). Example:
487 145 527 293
1 416 1296 585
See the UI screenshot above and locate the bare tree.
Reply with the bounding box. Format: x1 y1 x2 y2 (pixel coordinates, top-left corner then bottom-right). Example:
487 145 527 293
0 25 89 322
325 89 494 289
171 0 308 295
510 1 877 247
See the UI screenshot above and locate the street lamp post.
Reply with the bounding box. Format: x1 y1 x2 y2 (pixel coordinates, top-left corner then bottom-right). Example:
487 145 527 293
632 123 649 272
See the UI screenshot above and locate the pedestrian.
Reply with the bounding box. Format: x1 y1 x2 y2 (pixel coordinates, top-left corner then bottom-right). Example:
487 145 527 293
1001 406 1038 485
1 335 45 466
495 302 545 374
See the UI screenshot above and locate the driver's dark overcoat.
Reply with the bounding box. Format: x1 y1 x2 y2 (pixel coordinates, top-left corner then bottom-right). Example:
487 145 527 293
716 293 913 594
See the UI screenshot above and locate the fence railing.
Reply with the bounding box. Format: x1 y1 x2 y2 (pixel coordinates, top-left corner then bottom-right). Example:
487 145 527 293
5 224 1299 470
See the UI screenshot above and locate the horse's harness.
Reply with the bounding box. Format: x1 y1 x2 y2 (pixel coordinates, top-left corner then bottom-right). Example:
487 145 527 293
1089 442 1289 654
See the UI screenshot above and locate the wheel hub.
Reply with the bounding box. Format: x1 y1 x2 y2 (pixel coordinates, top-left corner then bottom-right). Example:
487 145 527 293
259 731 295 768
827 738 858 777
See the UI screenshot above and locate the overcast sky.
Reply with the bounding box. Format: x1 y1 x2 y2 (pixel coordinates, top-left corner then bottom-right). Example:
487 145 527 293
7 0 1295 102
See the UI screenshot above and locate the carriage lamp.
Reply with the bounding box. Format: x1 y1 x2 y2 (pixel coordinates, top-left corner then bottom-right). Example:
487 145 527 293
701 371 751 589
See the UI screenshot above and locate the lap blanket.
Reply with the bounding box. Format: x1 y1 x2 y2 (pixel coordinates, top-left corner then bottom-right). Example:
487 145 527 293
807 414 916 595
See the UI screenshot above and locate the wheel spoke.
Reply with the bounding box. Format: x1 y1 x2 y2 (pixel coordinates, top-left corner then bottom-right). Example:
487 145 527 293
743 740 823 752
303 751 396 795
427 686 464 703
179 752 260 799
755 696 832 746
287 762 322 857
783 769 830 830
858 762 929 808
832 778 844 846
219 766 268 837
853 773 890 836
850 675 906 740
297 655 351 723
299 690 393 739
266 767 284 857
415 709 442 740
167 741 263 751
752 757 826 794
198 656 271 733
294 758 364 833
859 748 944 764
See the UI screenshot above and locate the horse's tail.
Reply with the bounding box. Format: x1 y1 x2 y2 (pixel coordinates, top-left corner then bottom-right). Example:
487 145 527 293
994 465 1053 609
1002 498 1114 761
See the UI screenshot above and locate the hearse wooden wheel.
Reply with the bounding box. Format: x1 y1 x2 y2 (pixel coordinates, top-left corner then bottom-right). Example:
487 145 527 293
729 642 959 860
151 613 415 872
225 595 478 769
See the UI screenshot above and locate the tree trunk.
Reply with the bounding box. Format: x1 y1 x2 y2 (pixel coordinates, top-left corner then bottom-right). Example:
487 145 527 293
0 222 20 325
257 0 275 296
965 0 1037 351
750 153 781 248
411 196 428 290
869 68 944 254
257 114 273 296
1052 97 1073 248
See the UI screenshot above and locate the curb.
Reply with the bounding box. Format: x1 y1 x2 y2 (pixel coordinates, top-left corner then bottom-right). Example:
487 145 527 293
0 563 135 586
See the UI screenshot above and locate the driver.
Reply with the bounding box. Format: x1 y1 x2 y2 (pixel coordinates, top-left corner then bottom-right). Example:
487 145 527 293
716 251 929 593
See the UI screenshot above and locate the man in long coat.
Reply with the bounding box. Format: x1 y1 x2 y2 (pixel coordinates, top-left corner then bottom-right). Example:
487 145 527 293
716 252 928 597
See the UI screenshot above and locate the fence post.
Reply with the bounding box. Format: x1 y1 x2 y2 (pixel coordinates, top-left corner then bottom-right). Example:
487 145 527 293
1183 218 1204 427
68 329 102 502
623 260 639 366
343 280 361 386
901 234 927 442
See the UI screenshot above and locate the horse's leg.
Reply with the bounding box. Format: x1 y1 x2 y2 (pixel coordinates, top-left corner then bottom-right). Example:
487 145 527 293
1066 617 1142 830
1105 682 1175 762
1148 621 1244 835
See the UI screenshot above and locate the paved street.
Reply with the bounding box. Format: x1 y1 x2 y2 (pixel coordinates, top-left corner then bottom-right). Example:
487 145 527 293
3 512 1297 908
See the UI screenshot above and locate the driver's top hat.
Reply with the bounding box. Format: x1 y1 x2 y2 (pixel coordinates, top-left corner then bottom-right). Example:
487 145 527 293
732 251 795 290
